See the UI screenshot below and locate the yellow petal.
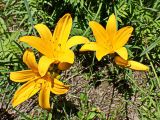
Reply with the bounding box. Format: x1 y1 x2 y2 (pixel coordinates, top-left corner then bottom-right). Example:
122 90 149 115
50 87 69 95
51 78 70 89
20 36 53 58
23 49 38 71
113 26 133 50
115 47 128 60
39 82 51 110
54 78 66 87
52 13 72 50
38 56 55 77
89 21 108 47
66 36 89 49
106 14 117 41
34 24 52 42
58 62 72 70
51 79 69 94
10 70 38 82
114 56 149 71
12 80 40 107
96 46 110 61
53 83 70 89
58 49 74 64
114 56 128 67
80 42 97 52
128 60 149 71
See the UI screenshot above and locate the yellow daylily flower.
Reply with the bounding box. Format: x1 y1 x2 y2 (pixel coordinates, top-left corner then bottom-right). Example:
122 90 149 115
80 13 133 61
10 49 69 110
20 13 89 77
114 56 149 71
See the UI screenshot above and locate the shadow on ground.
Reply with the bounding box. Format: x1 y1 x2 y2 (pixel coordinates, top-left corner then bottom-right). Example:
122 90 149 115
51 96 78 120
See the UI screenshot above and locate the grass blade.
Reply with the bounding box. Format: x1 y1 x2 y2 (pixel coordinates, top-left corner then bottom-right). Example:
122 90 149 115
140 37 160 56
23 0 36 35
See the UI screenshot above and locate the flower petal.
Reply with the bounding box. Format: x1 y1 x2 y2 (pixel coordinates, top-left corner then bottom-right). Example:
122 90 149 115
53 84 69 89
23 49 38 71
115 47 128 60
114 56 149 71
20 36 53 57
10 70 38 82
38 56 56 77
52 13 72 50
89 21 108 46
58 49 74 64
128 60 149 71
114 56 128 67
12 80 40 107
89 21 108 47
34 24 52 42
80 42 97 51
58 62 72 70
54 78 67 87
39 81 51 110
66 36 89 49
51 78 70 89
106 14 117 41
51 79 69 94
113 26 133 50
50 87 69 95
96 46 110 61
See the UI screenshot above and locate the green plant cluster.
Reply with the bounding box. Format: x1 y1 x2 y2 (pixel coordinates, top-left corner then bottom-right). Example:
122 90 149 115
0 0 160 119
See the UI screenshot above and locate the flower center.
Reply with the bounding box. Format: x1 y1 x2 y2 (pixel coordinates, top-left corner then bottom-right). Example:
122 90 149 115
48 64 61 79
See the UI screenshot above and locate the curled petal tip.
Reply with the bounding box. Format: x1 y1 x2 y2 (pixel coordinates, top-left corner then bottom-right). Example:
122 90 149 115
111 13 115 16
65 13 71 16
96 56 103 61
89 21 96 26
34 23 44 27
126 26 134 32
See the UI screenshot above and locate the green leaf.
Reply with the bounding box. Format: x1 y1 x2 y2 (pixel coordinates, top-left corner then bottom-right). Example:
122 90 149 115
10 31 21 41
0 17 7 33
80 93 88 102
87 112 96 120
77 111 84 119
4 0 13 10
140 37 160 56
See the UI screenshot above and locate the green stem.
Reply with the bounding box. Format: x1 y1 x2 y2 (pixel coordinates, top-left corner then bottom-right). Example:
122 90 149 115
113 3 118 30
24 0 36 35
0 39 5 58
12 108 32 120
145 53 160 88
82 2 102 36
126 74 146 94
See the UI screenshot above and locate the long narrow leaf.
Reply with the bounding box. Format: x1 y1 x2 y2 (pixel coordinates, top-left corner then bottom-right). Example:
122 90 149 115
140 37 160 56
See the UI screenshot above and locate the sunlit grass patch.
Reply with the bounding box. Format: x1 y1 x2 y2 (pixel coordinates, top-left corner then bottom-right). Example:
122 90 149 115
0 0 160 119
